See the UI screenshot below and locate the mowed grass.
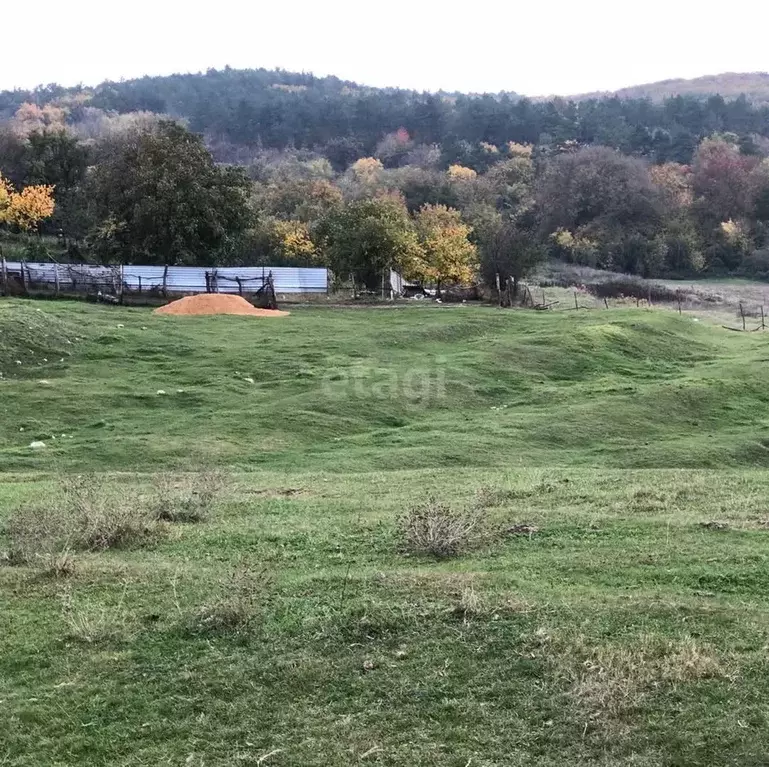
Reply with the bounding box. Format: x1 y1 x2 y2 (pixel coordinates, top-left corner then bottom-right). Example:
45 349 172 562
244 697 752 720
2 298 769 766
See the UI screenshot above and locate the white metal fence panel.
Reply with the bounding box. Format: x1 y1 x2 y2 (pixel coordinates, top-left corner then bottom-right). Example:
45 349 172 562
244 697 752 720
4 262 328 294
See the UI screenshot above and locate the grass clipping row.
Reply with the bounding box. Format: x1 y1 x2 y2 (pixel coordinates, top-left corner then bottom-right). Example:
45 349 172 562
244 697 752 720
154 294 289 317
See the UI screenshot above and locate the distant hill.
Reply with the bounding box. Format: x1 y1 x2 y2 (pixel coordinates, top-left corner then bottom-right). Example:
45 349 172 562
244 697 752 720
2 67 769 166
570 72 769 104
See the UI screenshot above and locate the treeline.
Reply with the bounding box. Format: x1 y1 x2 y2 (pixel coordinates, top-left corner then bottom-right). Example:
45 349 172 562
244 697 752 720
3 67 769 165
2 67 769 287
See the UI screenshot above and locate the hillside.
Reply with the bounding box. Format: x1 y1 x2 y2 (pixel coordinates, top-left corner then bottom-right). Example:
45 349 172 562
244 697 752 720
572 71 769 104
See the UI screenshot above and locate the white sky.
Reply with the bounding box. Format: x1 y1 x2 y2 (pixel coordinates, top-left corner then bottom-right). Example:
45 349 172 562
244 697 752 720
4 0 769 96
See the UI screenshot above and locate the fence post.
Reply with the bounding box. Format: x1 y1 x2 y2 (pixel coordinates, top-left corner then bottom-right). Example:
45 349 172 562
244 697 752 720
604 297 609 309
677 290 682 315
740 302 746 331
162 264 169 298
138 275 142 295
574 291 579 310
762 305 765 330
236 277 243 296
20 261 27 294
118 264 124 304
1 255 6 296
54 264 60 297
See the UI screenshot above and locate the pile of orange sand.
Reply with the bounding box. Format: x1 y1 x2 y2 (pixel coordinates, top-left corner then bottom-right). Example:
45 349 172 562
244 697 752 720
153 294 290 317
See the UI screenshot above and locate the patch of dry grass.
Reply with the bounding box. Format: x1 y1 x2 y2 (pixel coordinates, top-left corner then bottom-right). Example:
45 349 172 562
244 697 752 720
182 559 273 636
60 583 137 644
528 628 731 733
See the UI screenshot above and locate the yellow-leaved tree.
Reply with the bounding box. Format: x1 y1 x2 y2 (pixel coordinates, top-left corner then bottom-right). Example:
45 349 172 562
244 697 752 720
0 171 56 231
272 219 317 263
446 164 477 180
351 157 384 182
409 204 478 295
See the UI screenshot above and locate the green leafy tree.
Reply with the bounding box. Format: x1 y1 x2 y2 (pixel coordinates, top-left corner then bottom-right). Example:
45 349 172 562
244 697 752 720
472 206 542 295
23 129 89 243
318 194 421 290
87 121 251 264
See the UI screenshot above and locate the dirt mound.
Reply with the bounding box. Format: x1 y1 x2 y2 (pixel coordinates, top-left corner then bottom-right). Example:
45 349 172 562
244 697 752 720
153 294 290 317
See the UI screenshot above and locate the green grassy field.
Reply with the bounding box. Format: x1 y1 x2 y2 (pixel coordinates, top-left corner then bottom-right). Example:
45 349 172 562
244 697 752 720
2 298 769 766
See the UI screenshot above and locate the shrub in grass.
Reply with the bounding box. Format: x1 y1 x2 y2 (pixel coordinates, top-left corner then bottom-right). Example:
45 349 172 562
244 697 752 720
397 497 487 558
3 474 162 565
184 560 272 636
150 469 227 523
586 278 679 303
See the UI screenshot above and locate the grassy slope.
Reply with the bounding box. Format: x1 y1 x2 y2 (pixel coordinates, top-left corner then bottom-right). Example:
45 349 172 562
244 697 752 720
3 299 769 766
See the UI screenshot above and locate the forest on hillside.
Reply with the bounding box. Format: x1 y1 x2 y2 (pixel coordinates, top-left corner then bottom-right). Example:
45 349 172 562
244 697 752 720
2 67 769 287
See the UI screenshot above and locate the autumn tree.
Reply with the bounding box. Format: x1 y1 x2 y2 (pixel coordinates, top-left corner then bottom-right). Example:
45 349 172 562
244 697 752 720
692 137 758 225
252 177 342 223
374 128 413 168
350 157 384 183
447 164 477 181
11 103 67 137
650 163 704 273
86 122 251 265
0 171 55 231
317 194 421 290
410 204 478 293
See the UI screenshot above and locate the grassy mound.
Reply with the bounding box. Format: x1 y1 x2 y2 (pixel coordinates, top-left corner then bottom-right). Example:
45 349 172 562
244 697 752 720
0 302 79 379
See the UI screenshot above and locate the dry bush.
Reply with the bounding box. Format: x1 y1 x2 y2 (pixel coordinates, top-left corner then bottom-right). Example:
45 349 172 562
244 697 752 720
586 278 680 303
150 470 227 523
184 560 272 636
42 548 76 578
398 498 488 558
1 544 76 578
3 475 162 566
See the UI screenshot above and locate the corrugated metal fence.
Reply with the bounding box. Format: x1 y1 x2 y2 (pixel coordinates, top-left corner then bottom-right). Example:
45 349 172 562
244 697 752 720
1 261 328 295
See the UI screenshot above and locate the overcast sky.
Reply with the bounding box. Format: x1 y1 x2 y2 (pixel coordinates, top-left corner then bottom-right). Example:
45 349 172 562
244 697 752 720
5 0 769 95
